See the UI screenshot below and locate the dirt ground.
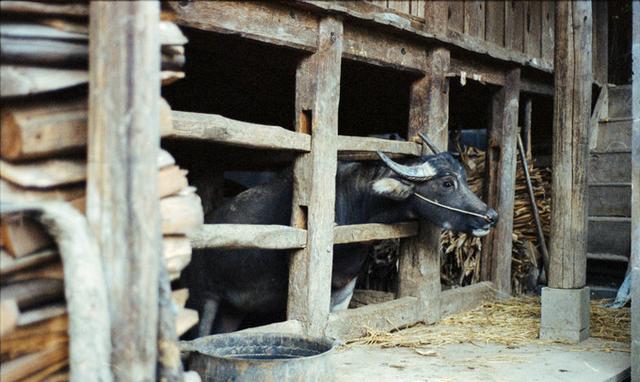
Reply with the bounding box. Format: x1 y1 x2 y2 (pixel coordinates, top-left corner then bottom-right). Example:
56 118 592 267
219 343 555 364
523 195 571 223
332 338 630 382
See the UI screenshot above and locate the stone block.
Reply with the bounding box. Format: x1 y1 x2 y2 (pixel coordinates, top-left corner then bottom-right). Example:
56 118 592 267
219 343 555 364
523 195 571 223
540 287 590 343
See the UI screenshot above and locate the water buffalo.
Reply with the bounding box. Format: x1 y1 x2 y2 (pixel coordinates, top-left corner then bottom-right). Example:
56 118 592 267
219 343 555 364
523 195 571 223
182 134 497 336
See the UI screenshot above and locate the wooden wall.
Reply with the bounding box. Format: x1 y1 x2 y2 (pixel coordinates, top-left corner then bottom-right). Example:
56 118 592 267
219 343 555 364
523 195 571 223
369 0 554 65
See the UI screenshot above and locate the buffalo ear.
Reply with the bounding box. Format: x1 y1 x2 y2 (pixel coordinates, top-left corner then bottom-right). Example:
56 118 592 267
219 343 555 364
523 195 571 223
371 178 415 201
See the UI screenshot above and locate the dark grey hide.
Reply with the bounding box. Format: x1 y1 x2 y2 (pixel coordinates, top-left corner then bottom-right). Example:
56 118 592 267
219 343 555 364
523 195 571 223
182 152 497 336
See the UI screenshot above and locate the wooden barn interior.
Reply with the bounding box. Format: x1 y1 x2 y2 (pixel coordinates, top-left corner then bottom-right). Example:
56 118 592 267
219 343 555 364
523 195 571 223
0 1 637 381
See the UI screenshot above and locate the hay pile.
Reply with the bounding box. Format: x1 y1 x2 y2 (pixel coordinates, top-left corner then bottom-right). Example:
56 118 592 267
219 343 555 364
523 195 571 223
346 297 630 352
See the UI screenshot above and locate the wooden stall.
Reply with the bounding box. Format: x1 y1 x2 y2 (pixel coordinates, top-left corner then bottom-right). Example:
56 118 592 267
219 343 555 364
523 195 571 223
3 1 631 380
163 0 558 339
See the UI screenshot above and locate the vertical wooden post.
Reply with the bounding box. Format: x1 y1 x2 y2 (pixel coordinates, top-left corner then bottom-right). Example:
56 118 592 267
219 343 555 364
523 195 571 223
397 47 449 324
480 68 521 295
288 17 343 336
540 1 592 344
592 1 608 88
547 2 592 290
88 2 161 380
630 0 639 378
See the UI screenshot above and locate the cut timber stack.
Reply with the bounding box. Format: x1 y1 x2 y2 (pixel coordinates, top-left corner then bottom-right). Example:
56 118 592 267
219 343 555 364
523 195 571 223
0 2 200 380
587 84 633 297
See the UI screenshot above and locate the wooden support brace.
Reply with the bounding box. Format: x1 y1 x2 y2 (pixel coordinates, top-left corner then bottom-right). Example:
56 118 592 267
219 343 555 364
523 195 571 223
87 2 161 380
480 68 521 295
397 47 450 324
288 17 343 336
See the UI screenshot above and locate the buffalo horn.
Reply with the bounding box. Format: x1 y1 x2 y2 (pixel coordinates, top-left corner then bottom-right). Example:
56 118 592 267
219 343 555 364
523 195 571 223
376 151 435 182
417 132 440 154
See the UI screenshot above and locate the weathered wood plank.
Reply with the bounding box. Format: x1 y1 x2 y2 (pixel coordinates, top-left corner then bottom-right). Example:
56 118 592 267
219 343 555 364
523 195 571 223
439 281 498 317
541 1 555 64
447 2 464 33
0 66 87 97
87 2 161 380
548 2 592 289
524 1 542 59
397 47 449 324
334 222 418 244
288 17 343 336
505 1 525 52
337 135 422 156
387 0 410 15
0 1 88 16
592 1 608 86
167 1 318 52
170 110 311 152
325 296 418 340
423 1 446 35
190 224 307 250
343 23 426 73
485 0 505 47
464 1 485 40
450 56 506 86
410 0 426 19
631 2 639 378
481 68 521 295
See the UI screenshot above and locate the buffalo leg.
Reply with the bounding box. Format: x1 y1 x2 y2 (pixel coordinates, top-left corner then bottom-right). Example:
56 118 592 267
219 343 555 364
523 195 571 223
330 277 357 312
197 298 219 337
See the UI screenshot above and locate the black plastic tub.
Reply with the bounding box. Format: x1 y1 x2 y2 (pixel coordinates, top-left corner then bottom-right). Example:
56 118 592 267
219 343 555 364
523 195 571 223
181 332 336 382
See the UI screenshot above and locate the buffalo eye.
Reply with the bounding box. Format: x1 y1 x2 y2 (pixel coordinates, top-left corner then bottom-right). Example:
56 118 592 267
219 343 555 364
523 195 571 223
443 180 454 189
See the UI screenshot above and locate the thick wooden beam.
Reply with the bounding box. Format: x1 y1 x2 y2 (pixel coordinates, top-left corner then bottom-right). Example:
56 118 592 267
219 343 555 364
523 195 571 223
169 110 311 152
481 68 521 295
190 224 307 250
87 2 161 380
337 135 421 156
333 222 418 244
328 282 499 340
170 0 553 75
288 17 343 336
325 297 418 340
342 23 426 73
397 47 449 324
167 1 318 52
629 3 638 377
439 281 497 317
548 2 592 289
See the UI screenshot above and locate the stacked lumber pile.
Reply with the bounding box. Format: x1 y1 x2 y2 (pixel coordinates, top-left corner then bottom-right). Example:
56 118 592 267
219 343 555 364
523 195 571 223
440 146 552 293
0 3 200 380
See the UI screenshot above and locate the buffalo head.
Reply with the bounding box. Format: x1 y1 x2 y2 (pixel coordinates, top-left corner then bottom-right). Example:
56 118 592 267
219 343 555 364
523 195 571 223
372 134 497 237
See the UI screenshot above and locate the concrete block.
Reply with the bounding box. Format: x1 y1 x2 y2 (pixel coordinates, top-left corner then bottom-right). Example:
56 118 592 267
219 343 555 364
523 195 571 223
540 287 590 343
